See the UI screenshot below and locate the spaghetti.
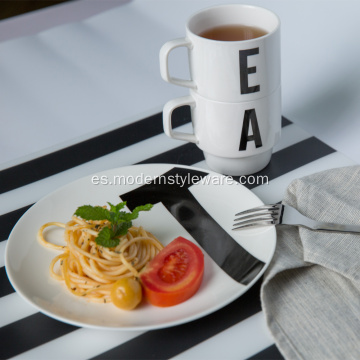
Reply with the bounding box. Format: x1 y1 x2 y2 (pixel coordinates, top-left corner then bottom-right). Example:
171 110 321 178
38 215 164 306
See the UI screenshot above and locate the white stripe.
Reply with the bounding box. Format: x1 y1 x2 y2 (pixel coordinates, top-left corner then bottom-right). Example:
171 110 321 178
252 151 355 204
11 328 144 360
171 311 274 360
0 292 38 327
0 240 6 267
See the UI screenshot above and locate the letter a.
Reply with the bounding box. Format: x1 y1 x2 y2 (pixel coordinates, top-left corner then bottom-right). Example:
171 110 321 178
239 109 263 151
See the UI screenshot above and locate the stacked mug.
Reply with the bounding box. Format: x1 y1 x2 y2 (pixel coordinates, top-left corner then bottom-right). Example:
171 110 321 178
160 4 281 176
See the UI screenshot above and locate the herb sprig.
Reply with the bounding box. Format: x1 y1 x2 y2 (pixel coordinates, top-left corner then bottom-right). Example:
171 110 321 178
74 201 153 248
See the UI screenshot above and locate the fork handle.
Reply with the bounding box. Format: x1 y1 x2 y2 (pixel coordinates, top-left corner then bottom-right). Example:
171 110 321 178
283 208 360 234
303 222 360 233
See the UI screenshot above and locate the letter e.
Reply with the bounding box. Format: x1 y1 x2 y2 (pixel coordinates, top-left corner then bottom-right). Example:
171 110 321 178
239 48 260 94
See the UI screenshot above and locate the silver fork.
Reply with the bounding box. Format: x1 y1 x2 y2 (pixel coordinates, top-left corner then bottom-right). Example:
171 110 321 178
233 203 360 233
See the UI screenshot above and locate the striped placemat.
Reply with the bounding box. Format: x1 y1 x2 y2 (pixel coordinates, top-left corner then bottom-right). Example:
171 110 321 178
0 109 354 360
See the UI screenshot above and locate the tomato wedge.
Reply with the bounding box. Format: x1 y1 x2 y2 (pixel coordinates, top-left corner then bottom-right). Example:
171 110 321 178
139 237 204 307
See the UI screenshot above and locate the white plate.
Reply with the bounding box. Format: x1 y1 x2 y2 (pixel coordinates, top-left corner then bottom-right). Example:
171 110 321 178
5 164 276 330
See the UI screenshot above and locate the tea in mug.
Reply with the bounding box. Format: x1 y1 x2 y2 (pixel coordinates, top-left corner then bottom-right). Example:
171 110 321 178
199 24 267 41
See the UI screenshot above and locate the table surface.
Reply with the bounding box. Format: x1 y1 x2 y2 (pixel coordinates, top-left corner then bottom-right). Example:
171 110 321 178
1 1 359 359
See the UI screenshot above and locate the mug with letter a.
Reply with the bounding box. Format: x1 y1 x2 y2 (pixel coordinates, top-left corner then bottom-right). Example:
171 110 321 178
160 4 281 175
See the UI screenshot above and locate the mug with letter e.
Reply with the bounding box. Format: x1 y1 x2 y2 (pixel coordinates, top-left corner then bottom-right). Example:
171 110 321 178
160 4 281 175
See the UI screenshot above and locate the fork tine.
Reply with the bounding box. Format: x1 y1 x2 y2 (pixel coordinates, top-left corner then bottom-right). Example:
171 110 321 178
233 216 275 226
232 220 275 230
234 210 277 222
234 204 280 217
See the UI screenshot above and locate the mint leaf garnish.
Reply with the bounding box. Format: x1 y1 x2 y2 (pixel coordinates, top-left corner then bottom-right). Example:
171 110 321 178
107 202 126 213
74 205 110 221
74 201 153 248
113 221 132 238
96 227 120 248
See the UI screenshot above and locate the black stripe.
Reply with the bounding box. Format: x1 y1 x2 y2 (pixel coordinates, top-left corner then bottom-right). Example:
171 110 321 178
91 279 262 360
281 116 292 127
0 204 32 242
0 267 14 297
0 108 191 195
246 344 284 359
0 313 78 359
235 137 335 189
138 137 335 190
138 142 204 166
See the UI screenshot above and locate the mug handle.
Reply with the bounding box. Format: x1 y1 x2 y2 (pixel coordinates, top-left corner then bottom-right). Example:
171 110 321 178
159 38 197 89
163 95 197 143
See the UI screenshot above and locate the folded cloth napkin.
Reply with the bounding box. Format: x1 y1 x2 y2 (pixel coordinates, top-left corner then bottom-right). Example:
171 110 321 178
261 165 360 360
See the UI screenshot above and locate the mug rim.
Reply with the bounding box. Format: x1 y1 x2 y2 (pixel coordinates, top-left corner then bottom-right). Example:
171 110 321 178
186 4 280 43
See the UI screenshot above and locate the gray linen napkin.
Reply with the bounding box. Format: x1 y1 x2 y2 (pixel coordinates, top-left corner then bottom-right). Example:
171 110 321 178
261 165 360 359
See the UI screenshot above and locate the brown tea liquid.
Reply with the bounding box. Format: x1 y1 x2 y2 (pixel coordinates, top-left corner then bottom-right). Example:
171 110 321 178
199 24 267 41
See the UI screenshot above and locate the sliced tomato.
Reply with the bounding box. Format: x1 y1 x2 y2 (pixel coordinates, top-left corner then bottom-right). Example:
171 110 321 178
139 236 204 307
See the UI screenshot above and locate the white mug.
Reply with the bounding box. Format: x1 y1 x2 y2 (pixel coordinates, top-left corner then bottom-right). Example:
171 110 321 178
160 4 281 103
163 88 281 175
